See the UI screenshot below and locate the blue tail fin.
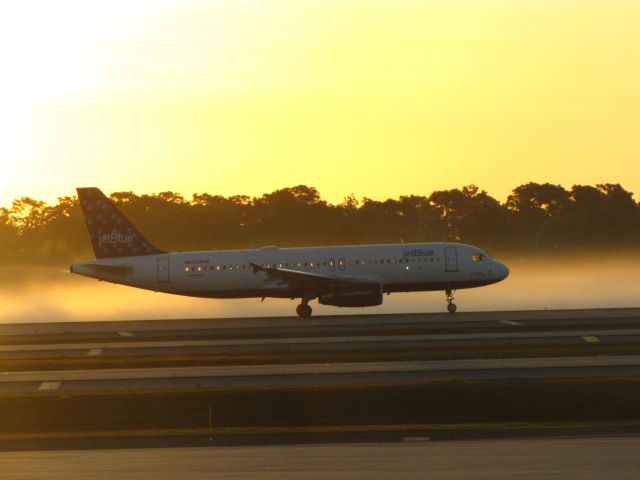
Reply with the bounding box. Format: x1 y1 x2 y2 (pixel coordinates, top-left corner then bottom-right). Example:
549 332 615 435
77 187 165 259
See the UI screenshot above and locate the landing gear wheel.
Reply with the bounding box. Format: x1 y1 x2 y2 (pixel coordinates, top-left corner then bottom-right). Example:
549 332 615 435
445 288 457 314
296 303 312 318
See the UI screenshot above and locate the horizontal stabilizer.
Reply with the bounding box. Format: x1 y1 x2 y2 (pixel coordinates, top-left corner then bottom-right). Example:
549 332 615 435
76 263 133 276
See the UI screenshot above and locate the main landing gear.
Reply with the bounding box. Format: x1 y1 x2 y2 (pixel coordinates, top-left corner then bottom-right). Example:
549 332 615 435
296 293 315 318
445 289 457 313
296 302 312 318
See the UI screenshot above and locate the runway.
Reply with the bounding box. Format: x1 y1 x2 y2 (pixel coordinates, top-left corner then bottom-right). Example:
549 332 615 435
1 308 639 392
2 307 640 341
1 308 640 454
2 355 640 393
2 435 640 479
1 328 639 358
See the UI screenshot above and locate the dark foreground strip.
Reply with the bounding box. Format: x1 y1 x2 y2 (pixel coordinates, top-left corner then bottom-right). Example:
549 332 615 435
2 424 640 452
1 377 640 448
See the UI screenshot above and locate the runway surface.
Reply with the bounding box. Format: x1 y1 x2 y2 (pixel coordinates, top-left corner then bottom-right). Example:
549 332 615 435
2 435 639 479
1 308 639 392
1 329 639 360
2 307 640 340
2 355 640 393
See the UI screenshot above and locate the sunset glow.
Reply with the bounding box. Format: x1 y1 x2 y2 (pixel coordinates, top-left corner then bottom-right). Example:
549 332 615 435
1 0 639 206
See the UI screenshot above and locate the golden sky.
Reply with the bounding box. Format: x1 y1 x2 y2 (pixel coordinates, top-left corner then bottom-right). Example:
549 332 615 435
1 0 639 207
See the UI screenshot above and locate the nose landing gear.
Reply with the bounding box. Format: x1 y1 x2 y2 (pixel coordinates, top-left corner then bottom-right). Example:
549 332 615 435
445 289 457 313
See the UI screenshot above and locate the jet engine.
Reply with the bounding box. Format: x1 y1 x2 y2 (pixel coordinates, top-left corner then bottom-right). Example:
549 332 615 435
318 283 383 307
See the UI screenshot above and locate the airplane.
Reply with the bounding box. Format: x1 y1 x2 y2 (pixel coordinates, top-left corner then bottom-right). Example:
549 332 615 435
70 187 509 317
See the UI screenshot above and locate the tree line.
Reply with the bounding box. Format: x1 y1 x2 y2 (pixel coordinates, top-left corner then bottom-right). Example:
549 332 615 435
1 182 639 265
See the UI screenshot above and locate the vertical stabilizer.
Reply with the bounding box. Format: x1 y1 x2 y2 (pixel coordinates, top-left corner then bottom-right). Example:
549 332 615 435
76 187 165 259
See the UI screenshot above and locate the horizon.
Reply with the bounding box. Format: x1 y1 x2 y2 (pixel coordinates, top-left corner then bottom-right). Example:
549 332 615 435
2 180 639 210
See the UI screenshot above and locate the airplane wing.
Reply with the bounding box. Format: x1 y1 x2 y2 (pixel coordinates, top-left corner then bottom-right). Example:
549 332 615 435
249 263 379 291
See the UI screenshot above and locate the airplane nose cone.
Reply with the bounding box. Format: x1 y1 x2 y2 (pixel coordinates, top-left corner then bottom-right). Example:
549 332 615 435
495 261 509 280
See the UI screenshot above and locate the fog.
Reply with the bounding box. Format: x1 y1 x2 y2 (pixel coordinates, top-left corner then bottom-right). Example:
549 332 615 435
1 256 639 323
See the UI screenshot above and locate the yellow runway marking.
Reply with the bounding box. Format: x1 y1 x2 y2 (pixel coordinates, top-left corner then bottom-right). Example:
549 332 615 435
38 381 61 391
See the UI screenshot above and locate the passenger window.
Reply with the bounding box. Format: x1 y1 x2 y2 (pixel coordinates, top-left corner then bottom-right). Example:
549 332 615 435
329 259 335 271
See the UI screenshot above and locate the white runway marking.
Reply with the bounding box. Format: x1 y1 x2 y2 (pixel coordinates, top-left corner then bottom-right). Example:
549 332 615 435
38 381 61 391
86 348 104 356
500 320 523 326
117 331 133 337
583 336 601 343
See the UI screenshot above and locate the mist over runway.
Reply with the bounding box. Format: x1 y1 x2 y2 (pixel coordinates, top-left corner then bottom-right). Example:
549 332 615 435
2 255 640 323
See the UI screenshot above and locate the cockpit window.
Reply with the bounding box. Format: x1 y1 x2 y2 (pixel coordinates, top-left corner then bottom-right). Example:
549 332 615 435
472 253 487 262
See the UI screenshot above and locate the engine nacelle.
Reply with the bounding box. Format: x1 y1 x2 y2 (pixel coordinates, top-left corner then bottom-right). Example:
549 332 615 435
318 283 383 307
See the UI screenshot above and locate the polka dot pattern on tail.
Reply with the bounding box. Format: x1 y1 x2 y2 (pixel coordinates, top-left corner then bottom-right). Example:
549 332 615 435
76 187 164 259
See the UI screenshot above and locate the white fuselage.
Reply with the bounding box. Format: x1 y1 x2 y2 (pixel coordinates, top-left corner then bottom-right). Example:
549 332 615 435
71 242 509 301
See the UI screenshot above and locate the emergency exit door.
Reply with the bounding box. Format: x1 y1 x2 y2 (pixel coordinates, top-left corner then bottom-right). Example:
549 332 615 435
445 247 458 272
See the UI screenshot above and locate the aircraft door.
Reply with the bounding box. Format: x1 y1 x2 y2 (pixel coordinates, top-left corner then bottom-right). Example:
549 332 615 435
157 258 170 282
445 247 458 272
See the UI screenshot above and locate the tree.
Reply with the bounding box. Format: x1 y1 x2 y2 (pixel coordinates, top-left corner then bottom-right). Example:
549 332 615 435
0 182 638 265
429 185 508 248
505 183 572 251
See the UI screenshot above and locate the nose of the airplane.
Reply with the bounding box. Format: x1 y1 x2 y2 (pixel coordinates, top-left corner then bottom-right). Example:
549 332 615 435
494 261 509 281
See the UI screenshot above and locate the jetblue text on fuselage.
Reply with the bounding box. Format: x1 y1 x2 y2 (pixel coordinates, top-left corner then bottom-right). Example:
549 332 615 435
403 248 434 258
98 232 135 248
